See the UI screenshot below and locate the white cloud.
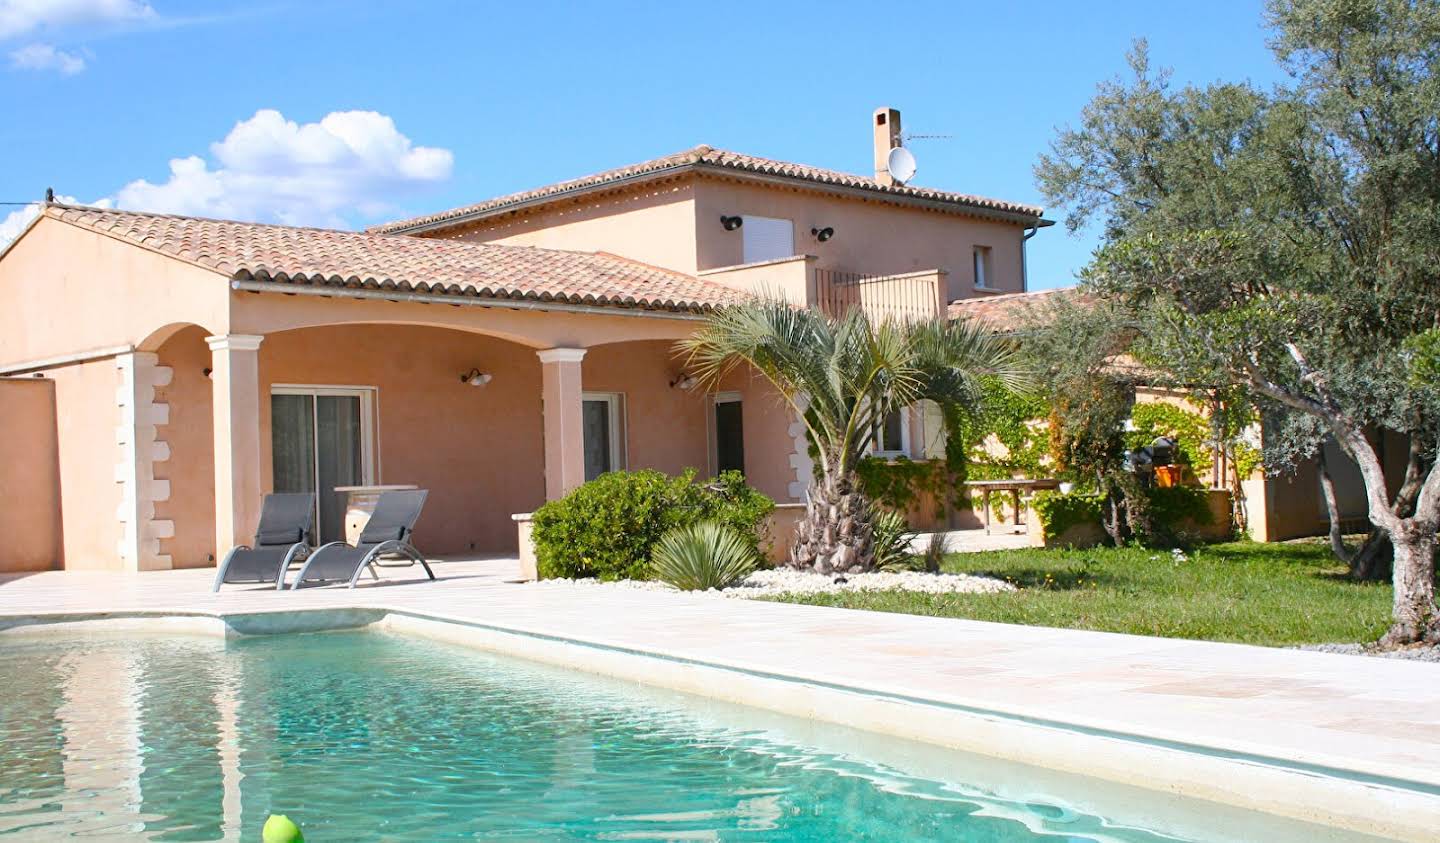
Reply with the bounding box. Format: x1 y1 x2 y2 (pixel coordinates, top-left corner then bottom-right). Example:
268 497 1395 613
115 109 454 228
0 204 43 248
0 193 111 251
0 0 153 39
0 109 451 253
8 41 84 73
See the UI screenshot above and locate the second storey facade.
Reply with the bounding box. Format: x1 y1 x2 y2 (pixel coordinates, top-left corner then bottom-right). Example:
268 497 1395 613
373 111 1050 323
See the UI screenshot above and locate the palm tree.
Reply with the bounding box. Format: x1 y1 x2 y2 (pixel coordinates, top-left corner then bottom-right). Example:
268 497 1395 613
680 300 1027 574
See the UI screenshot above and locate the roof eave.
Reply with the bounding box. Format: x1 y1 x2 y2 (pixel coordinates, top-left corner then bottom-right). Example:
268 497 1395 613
691 164 1047 226
377 162 1046 235
229 277 722 320
373 162 697 235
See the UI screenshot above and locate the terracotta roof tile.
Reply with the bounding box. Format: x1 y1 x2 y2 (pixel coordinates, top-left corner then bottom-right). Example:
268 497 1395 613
946 288 1075 331
371 145 1046 234
47 205 747 313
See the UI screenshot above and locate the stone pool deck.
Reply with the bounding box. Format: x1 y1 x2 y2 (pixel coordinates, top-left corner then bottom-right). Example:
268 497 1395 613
2 558 1438 839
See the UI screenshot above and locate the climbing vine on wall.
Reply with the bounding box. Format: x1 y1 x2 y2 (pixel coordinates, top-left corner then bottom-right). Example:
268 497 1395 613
1126 397 1263 485
949 378 1051 482
854 377 1050 520
1126 401 1213 475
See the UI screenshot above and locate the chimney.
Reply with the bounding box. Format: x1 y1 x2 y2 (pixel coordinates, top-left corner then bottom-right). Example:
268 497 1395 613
872 107 902 185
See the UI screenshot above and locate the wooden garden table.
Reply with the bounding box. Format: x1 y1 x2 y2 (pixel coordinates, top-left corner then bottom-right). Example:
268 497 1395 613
963 478 1062 534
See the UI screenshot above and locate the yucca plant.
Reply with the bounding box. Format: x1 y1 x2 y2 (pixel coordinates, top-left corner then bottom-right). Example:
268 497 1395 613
651 521 758 591
871 509 914 572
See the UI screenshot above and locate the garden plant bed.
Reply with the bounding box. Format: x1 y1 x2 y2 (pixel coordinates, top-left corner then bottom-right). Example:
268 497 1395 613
530 569 1014 598
757 540 1397 647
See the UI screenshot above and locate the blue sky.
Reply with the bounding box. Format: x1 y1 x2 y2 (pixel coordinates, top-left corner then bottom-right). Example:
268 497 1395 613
0 0 1288 288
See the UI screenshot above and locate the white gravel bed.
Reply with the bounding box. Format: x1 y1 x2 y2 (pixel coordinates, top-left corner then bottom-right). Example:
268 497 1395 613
528 568 1015 598
725 568 1015 597
1296 642 1440 662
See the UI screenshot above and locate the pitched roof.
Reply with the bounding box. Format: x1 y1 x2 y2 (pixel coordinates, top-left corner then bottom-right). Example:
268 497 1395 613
44 204 747 313
946 288 1075 331
371 145 1048 235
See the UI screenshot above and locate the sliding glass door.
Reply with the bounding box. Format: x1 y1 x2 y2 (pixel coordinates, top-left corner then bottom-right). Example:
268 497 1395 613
271 388 375 544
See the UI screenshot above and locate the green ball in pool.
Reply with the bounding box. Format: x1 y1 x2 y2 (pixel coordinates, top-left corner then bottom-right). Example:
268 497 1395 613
262 814 305 842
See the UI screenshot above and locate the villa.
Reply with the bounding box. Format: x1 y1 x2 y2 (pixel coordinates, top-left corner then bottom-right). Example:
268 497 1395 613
0 108 1049 574
1 112 1435 843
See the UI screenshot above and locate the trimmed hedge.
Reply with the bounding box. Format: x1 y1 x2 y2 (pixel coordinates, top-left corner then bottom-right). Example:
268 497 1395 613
1032 490 1106 541
532 469 774 581
1033 485 1213 545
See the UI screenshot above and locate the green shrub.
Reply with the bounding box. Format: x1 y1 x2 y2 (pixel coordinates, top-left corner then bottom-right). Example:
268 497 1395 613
872 508 913 571
1034 486 1216 547
1143 485 1216 545
1033 490 1106 541
702 470 779 556
652 521 758 591
532 469 774 580
1147 485 1212 526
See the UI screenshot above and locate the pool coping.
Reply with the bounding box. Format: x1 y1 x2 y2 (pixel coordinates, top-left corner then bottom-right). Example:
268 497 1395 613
3 603 1438 842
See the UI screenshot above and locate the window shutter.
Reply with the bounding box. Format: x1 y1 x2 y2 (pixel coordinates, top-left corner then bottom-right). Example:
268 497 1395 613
921 400 947 459
742 216 794 264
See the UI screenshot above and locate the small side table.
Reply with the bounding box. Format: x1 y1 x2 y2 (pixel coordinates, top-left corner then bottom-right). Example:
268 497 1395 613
334 485 420 545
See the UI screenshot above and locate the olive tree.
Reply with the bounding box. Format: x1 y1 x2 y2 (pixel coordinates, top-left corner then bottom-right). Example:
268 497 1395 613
1035 0 1440 644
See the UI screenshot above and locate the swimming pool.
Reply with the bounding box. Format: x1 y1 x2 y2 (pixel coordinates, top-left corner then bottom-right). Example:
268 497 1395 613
0 630 1394 841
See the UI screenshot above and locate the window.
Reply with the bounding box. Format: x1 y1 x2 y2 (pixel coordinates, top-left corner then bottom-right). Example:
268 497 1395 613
271 386 377 544
973 246 993 289
582 392 626 481
872 407 910 458
742 216 794 264
711 392 745 475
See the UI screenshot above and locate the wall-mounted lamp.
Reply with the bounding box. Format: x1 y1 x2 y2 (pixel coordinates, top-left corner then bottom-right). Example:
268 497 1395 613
460 367 493 387
720 215 744 231
669 373 698 391
811 226 835 242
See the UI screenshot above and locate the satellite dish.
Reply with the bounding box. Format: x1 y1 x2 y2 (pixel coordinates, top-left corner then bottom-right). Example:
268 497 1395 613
886 146 917 185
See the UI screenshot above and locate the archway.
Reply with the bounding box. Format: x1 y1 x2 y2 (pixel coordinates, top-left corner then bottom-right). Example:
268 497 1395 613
149 324 217 568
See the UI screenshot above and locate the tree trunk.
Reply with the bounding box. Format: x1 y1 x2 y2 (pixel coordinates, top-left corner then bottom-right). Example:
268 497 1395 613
1316 448 1393 578
1349 529 1392 581
1380 523 1440 647
1316 447 1351 562
791 469 876 574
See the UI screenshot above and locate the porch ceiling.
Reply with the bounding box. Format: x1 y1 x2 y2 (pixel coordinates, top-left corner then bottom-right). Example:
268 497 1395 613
45 204 749 314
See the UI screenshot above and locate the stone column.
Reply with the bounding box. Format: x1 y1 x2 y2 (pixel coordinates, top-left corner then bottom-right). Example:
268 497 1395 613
537 347 587 499
207 334 264 554
115 351 173 571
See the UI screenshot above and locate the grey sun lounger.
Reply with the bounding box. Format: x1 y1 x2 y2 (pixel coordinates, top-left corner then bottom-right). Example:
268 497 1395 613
212 493 315 591
291 489 433 589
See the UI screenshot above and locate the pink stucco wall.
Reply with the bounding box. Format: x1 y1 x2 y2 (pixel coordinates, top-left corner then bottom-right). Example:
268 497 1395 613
439 180 701 275
583 340 709 478
43 358 122 569
691 177 1028 301
0 216 228 368
0 378 62 572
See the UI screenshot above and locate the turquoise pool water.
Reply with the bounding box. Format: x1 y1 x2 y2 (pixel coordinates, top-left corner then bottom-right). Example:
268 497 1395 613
0 630 1378 841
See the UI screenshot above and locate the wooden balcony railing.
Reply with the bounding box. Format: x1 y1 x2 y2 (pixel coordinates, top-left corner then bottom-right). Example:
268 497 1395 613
813 268 945 323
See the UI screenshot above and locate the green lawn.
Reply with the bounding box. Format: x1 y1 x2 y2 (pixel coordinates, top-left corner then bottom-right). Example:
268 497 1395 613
763 541 1393 646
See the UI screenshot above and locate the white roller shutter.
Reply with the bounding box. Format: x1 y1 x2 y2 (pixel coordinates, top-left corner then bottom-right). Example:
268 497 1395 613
742 216 794 264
